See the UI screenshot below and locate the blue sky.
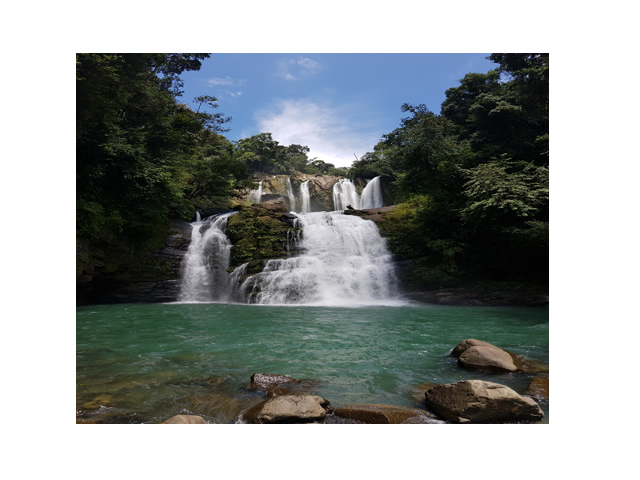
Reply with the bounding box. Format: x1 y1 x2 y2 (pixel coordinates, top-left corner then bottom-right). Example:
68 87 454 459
178 53 498 167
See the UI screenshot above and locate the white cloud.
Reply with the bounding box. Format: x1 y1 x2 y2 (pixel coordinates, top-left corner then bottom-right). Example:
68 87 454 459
277 57 320 81
255 98 381 167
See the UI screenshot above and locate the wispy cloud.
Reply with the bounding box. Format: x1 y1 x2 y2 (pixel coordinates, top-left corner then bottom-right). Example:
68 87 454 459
205 76 246 98
206 76 246 87
255 98 381 167
277 57 321 81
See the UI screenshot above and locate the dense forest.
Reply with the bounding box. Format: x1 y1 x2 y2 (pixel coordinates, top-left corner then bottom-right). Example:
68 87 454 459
76 53 548 294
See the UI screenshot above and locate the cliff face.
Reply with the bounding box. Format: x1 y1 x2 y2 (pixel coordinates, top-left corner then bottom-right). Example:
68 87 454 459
76 219 193 305
240 173 345 212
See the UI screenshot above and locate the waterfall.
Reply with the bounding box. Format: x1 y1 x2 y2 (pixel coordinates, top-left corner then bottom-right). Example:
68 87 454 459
250 181 263 204
237 211 400 306
300 180 311 213
360 176 384 209
332 178 360 210
178 212 237 302
285 177 297 212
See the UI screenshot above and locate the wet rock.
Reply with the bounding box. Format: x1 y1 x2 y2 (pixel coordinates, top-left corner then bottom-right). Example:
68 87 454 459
333 404 444 424
239 395 331 424
249 373 302 390
525 376 549 400
342 205 398 223
412 382 439 405
424 380 544 423
163 414 207 424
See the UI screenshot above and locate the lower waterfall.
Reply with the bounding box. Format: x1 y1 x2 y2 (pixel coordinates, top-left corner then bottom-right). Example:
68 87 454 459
178 210 402 306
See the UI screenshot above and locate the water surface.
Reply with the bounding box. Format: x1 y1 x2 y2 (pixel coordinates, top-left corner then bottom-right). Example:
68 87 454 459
76 302 549 423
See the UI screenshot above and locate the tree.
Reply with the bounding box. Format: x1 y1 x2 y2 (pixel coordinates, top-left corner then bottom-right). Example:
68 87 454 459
441 53 549 167
76 53 243 251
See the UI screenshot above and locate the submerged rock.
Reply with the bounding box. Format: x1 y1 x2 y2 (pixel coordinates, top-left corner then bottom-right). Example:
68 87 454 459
163 414 207 424
333 403 444 424
238 395 331 424
424 380 544 423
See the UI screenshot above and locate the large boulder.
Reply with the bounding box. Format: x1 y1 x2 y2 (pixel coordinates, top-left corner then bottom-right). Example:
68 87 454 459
451 338 533 373
238 395 331 424
333 404 444 424
424 380 544 423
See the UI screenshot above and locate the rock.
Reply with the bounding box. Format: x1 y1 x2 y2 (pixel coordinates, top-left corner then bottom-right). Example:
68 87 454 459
424 380 544 423
163 414 207 424
525 376 549 400
249 373 302 390
451 338 496 357
333 403 444 424
459 345 519 372
239 395 331 424
343 205 397 223
412 382 439 405
452 338 534 373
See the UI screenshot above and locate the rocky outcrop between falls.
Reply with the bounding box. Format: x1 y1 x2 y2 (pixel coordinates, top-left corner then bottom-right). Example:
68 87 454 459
225 204 299 276
424 380 545 423
241 173 343 212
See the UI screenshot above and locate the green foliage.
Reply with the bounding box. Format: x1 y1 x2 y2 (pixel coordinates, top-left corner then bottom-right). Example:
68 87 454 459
76 53 249 261
461 158 549 231
442 53 549 167
350 53 549 285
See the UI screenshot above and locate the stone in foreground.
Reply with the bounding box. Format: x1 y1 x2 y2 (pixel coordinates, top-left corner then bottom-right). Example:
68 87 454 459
163 414 207 424
334 403 444 424
424 380 544 423
239 395 331 424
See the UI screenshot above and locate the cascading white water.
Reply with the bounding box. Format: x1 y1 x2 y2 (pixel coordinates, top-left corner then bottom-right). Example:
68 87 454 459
285 176 297 212
178 212 237 302
250 181 263 204
360 176 384 209
332 178 360 210
300 180 311 213
237 211 401 306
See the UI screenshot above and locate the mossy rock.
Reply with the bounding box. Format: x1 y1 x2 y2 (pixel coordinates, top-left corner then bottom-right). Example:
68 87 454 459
226 205 298 268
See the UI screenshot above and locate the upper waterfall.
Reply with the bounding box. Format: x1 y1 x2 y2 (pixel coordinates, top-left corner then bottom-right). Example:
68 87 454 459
285 177 297 212
332 178 360 210
360 176 384 209
300 180 311 213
